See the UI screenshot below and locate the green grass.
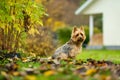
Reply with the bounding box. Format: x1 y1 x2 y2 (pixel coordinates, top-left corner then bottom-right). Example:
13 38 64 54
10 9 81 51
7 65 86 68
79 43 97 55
76 49 120 64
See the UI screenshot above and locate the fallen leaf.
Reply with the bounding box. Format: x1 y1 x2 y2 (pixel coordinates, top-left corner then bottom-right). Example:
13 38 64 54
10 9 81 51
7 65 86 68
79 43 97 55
1 71 7 77
22 57 31 62
12 71 20 76
86 69 97 76
24 75 36 80
44 70 56 76
1 71 9 80
100 75 111 80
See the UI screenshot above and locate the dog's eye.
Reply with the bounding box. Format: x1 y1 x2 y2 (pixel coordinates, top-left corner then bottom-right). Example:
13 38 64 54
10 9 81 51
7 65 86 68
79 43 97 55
80 33 83 36
76 34 79 37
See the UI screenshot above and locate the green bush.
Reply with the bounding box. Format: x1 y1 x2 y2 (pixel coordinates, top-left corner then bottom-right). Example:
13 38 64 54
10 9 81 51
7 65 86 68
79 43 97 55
94 27 101 34
84 26 89 46
56 27 72 45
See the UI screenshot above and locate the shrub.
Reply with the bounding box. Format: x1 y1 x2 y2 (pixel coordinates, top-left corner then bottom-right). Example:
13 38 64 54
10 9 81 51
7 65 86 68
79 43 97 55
0 0 45 53
94 27 101 34
56 27 72 45
84 26 89 46
25 27 55 57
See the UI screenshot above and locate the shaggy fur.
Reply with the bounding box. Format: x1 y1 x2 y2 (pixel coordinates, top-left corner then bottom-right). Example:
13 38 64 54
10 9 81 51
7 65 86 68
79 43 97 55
52 26 86 59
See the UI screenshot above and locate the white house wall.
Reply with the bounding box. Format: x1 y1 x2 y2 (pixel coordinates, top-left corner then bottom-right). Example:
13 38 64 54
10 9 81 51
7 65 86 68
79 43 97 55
82 0 120 46
103 9 120 46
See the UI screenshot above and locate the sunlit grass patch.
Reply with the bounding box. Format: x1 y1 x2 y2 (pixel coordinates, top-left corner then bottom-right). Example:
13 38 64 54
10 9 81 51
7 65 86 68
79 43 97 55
76 49 120 64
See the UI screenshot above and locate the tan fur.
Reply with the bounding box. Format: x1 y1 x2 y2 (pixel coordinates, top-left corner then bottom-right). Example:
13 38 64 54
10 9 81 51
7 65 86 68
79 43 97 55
52 26 86 59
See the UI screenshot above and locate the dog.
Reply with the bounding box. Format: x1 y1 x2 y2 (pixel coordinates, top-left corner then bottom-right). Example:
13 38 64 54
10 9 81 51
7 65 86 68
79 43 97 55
52 26 86 59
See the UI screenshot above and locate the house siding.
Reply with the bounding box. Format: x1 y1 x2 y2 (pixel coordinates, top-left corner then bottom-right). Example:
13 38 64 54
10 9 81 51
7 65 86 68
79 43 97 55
80 0 120 46
104 12 120 46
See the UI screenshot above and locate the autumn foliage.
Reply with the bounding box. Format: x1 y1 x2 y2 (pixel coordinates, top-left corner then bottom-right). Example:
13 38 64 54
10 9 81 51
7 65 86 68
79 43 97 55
0 0 46 53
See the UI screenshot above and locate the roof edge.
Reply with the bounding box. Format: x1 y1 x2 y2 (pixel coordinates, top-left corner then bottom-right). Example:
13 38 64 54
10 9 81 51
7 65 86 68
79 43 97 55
75 0 93 15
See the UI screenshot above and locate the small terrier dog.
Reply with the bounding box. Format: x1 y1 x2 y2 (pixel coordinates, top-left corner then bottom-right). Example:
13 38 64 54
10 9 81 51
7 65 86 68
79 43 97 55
52 26 86 59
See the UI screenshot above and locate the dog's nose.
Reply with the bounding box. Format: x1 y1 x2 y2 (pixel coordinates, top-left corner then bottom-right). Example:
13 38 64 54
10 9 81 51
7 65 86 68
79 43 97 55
79 36 83 39
78 37 83 42
80 37 83 40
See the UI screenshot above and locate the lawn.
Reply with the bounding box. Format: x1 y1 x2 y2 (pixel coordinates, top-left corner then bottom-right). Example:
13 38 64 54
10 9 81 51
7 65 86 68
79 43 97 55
77 49 120 64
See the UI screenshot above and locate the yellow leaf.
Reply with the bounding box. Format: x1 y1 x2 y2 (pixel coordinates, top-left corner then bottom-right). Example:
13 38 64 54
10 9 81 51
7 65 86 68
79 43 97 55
37 20 43 26
0 23 5 29
24 75 36 80
1 71 7 76
11 15 15 21
47 18 53 24
35 29 40 34
14 24 21 32
86 69 96 75
44 70 56 76
12 71 20 76
28 28 35 36
22 58 29 62
100 75 111 80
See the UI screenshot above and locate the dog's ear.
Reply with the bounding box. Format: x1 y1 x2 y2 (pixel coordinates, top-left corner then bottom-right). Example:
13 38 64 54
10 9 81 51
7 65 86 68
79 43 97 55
72 26 78 33
80 26 84 31
71 26 78 38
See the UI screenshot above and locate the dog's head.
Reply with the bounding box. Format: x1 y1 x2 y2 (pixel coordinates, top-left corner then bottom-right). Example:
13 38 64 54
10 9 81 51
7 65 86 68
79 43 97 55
71 26 86 43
